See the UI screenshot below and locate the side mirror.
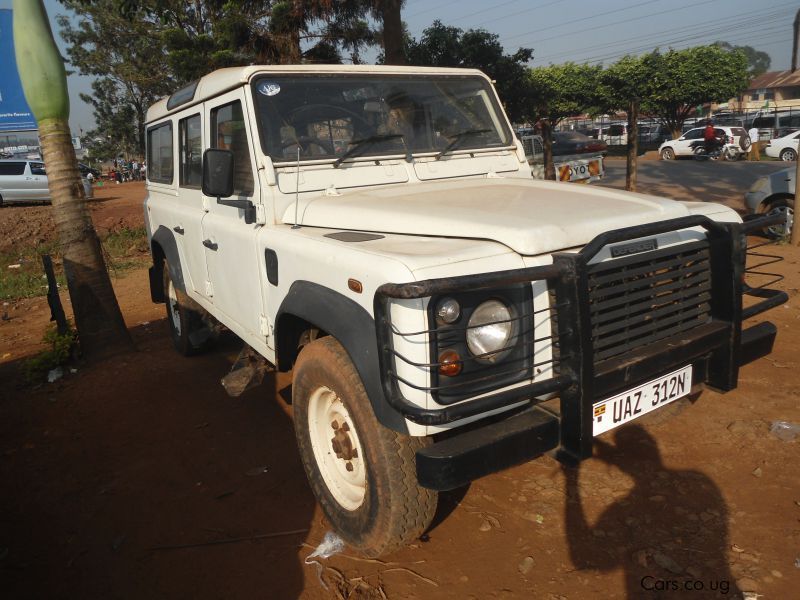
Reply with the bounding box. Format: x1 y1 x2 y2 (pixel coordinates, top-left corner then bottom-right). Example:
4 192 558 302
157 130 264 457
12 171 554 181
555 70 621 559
202 149 234 198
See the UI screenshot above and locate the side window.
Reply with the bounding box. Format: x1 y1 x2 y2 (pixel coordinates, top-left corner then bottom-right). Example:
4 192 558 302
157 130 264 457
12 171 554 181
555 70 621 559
179 114 202 188
147 122 174 184
30 162 46 175
0 162 25 175
211 101 253 196
683 129 702 140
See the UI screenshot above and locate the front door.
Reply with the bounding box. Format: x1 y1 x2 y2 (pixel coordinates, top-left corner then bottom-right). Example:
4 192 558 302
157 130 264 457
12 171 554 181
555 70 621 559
200 88 266 341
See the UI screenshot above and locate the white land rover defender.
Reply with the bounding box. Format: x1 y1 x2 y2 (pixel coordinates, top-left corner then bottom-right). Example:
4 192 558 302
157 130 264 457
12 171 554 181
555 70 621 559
144 65 786 557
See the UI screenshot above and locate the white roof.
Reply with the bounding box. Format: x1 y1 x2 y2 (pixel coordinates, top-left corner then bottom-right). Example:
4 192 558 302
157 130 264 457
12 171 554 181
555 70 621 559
146 64 490 123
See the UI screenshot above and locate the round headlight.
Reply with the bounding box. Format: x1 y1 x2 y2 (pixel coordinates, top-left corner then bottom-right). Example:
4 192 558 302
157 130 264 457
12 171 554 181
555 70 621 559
466 300 514 361
436 298 461 324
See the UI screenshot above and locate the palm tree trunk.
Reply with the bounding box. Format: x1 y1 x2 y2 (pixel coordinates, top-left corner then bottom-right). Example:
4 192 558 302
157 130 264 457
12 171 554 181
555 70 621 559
38 119 133 358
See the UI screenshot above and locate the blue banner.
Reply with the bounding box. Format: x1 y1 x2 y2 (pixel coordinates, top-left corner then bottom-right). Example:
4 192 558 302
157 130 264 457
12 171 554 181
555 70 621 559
0 9 37 132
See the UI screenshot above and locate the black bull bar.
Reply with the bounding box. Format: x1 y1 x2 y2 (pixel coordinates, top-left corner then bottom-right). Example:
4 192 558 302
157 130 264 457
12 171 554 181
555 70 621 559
373 215 787 490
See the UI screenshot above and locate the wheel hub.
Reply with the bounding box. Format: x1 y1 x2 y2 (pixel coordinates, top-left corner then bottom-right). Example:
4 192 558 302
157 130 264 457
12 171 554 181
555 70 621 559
307 387 367 510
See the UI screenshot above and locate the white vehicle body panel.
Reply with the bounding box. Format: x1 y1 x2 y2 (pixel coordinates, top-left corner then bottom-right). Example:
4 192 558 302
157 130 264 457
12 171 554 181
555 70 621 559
144 65 742 437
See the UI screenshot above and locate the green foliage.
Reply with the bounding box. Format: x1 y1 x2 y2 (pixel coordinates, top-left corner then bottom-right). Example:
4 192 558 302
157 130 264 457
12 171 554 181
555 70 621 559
524 62 602 124
640 46 750 136
713 41 771 78
406 20 533 121
22 322 77 383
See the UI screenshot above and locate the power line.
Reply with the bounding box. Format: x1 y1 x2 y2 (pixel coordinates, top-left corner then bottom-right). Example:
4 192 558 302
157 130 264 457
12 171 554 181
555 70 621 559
535 4 795 62
503 0 719 46
406 0 464 19
451 0 563 26
449 0 532 25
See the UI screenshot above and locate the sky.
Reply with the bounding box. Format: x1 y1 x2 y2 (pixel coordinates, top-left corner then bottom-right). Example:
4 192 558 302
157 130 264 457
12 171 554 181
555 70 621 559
2 0 796 134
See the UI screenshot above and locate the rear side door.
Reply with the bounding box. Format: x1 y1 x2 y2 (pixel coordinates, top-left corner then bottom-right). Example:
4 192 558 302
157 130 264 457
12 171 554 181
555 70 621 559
200 89 266 341
27 162 50 202
674 128 702 155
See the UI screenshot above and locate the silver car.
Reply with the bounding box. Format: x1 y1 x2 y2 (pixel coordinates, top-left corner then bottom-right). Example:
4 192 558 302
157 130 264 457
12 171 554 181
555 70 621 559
0 159 93 205
744 167 794 238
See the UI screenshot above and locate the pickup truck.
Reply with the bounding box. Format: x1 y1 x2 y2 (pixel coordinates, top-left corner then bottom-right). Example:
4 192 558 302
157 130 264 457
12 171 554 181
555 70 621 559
144 64 787 557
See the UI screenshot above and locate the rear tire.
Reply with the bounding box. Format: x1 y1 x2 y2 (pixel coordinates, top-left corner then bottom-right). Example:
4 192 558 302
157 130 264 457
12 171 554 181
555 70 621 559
162 260 213 356
292 337 437 557
780 148 797 162
660 147 675 160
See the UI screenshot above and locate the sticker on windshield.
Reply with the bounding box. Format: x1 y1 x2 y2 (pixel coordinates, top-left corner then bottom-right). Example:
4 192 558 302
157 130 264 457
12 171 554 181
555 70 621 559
257 81 281 97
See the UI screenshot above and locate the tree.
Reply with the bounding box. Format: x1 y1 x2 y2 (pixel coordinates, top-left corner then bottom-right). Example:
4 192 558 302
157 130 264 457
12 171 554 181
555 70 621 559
644 46 749 138
14 0 133 360
406 21 533 122
371 0 405 65
713 41 771 78
59 0 174 156
597 55 651 192
525 63 601 180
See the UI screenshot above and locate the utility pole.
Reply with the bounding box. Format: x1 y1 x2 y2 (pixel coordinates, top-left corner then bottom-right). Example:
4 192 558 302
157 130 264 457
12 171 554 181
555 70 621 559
792 8 800 245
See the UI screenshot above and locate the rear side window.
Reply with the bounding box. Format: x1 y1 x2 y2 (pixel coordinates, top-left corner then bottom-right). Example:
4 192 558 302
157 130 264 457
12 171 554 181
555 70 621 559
147 122 174 184
30 162 46 175
179 114 202 188
211 101 253 196
683 129 703 140
0 162 25 175
732 128 746 137
607 124 625 136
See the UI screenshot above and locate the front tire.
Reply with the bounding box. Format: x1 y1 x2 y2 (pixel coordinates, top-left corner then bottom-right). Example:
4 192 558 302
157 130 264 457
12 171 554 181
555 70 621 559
292 337 437 557
780 148 797 162
660 147 675 160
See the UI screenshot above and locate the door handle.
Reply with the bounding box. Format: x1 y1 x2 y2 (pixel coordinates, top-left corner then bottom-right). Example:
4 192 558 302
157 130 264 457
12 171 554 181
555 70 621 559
173 225 185 235
202 239 218 251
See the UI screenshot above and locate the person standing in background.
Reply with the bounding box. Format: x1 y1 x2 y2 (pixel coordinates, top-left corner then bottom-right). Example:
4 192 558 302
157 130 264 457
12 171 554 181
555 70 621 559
748 125 761 161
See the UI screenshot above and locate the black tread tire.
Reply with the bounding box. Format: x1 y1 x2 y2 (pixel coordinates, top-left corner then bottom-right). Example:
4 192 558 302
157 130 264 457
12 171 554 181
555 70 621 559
162 260 212 356
292 337 437 557
780 148 797 162
660 147 675 160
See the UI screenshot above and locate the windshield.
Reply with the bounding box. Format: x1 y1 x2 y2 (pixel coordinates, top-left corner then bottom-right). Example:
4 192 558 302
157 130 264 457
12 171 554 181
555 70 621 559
251 74 512 163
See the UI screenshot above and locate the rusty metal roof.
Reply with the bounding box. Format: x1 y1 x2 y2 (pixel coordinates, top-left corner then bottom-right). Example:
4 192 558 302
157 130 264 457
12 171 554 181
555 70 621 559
748 70 800 90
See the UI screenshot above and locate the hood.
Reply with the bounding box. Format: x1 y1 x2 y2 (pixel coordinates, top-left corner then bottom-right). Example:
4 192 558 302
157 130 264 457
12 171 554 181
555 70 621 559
283 178 691 256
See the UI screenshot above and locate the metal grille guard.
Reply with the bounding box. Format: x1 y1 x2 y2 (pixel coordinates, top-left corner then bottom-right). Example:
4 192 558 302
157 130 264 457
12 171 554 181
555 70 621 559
374 214 787 460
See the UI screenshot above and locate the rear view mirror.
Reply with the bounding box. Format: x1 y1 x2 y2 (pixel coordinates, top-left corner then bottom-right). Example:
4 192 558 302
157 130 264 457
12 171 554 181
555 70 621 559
202 149 234 198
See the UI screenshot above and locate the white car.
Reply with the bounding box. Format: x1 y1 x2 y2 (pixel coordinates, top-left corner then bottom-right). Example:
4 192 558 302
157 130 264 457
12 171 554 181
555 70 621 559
0 159 93 205
659 126 750 160
764 130 800 161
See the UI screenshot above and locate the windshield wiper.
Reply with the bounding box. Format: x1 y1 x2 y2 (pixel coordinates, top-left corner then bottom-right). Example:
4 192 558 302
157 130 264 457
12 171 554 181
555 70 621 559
435 128 492 160
333 133 407 168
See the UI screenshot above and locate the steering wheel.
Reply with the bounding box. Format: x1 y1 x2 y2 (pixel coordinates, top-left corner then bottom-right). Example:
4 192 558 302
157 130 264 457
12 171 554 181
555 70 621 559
281 136 334 156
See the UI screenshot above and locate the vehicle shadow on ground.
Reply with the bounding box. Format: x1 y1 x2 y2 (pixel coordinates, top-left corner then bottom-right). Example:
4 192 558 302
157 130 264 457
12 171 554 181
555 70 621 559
0 320 317 600
562 424 739 599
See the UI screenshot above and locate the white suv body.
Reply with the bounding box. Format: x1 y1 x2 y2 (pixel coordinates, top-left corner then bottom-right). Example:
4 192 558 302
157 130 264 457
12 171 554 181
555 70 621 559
658 126 750 159
144 65 785 556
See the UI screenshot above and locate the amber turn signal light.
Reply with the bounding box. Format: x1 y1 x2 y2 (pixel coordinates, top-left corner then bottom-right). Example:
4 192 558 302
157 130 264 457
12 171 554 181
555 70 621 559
438 350 462 376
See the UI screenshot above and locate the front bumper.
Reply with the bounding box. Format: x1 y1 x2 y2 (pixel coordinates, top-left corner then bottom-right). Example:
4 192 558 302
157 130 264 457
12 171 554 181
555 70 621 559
374 214 787 491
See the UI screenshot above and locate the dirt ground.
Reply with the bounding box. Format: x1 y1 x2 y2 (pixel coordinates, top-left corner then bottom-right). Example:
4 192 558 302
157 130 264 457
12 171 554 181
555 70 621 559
1 176 799 599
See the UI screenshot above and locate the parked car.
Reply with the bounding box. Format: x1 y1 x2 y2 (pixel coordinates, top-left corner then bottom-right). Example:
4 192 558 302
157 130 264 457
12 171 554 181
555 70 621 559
552 131 607 156
763 130 800 161
658 126 750 160
744 167 794 238
0 159 93 205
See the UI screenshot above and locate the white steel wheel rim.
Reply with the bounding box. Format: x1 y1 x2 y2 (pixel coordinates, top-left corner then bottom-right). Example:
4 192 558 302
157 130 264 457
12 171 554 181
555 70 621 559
167 278 181 336
307 386 367 511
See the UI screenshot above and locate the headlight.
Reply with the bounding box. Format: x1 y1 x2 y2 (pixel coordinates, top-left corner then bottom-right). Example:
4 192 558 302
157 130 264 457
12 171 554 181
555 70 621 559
436 298 461 324
466 300 514 361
